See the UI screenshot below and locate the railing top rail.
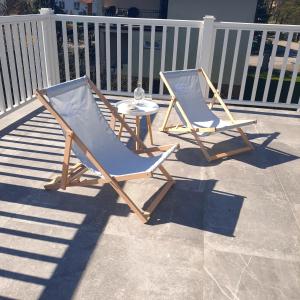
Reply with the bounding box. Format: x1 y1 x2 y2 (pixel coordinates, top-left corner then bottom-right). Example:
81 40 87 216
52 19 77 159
0 14 48 24
54 14 203 27
215 21 300 32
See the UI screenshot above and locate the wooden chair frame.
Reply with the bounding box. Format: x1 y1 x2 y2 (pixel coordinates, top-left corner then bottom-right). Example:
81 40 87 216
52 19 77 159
36 78 178 223
159 68 256 162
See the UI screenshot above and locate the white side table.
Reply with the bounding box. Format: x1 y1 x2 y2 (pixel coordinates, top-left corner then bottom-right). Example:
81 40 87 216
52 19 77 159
114 99 159 150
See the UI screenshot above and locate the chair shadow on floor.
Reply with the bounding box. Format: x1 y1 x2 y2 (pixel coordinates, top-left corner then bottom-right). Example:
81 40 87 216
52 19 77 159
174 131 299 168
147 178 244 237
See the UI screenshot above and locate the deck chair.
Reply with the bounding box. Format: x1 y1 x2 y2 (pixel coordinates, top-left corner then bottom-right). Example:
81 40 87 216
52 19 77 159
160 68 256 162
35 76 178 223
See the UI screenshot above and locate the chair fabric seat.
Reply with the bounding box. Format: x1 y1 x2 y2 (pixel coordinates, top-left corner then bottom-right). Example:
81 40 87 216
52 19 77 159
193 119 256 136
91 144 177 177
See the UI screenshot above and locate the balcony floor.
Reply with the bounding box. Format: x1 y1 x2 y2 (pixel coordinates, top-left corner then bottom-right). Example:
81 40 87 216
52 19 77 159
0 98 300 300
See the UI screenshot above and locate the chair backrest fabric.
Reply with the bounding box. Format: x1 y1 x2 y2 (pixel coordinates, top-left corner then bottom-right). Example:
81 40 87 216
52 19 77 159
162 69 220 127
45 76 144 174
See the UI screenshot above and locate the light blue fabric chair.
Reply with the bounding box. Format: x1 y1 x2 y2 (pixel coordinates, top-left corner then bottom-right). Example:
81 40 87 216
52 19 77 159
160 68 256 162
36 76 178 223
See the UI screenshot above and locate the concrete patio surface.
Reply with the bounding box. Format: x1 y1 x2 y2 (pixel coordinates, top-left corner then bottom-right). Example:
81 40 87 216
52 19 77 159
0 97 299 300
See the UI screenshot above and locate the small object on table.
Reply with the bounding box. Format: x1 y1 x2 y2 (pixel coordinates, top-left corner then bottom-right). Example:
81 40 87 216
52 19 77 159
115 98 159 150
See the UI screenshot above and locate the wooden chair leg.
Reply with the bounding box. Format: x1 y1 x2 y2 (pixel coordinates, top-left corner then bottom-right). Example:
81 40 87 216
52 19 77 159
237 128 254 150
118 114 125 139
190 131 212 162
160 98 175 132
135 116 141 150
44 163 87 190
208 146 253 161
191 128 254 162
110 115 116 131
110 178 150 223
146 115 154 145
60 133 73 189
144 180 174 214
144 164 175 214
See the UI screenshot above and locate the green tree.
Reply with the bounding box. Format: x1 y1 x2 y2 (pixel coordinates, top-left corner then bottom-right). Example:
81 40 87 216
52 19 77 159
273 0 300 24
2 0 33 15
1 0 65 15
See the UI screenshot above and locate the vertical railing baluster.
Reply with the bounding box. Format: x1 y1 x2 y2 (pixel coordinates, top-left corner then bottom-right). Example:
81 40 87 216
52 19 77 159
0 24 13 110
183 27 191 69
12 23 26 103
37 20 47 87
31 21 43 89
127 24 132 93
62 20 70 81
84 22 90 77
239 30 254 101
287 40 300 104
5 23 20 105
250 30 267 102
138 25 144 85
217 29 229 92
148 25 155 94
274 31 293 103
262 31 280 102
117 23 121 92
0 68 5 113
73 22 80 78
172 26 179 70
19 22 32 97
105 22 111 91
195 25 203 68
95 22 101 89
25 22 37 93
227 30 241 100
51 18 59 83
159 25 167 95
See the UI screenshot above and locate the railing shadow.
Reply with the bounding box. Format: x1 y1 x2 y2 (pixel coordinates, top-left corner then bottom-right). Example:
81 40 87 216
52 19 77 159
0 182 130 300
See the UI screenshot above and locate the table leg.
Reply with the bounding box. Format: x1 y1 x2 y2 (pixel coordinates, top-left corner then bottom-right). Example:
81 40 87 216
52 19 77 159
146 115 154 145
118 114 125 139
135 116 140 150
110 115 116 131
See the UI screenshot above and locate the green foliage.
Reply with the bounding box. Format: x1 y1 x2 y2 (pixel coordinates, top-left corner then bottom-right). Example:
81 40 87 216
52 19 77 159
255 0 300 24
273 0 300 24
4 0 33 15
2 0 65 15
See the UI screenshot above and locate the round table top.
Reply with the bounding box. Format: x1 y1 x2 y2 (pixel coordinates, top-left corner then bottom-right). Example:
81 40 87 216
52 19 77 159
115 99 159 116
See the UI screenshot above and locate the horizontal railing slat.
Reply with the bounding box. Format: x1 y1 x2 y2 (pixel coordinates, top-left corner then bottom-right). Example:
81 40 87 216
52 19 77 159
215 21 300 32
55 14 203 27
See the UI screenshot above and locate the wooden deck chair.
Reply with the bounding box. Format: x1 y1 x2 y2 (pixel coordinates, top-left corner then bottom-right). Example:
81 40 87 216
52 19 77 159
160 68 256 162
36 76 179 223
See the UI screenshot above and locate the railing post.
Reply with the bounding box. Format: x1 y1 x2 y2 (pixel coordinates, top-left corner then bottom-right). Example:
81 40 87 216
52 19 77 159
197 15 215 96
39 8 59 86
198 15 215 73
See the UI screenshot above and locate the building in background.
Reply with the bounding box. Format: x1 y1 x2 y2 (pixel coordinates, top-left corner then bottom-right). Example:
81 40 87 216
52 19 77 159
55 0 103 15
55 0 257 22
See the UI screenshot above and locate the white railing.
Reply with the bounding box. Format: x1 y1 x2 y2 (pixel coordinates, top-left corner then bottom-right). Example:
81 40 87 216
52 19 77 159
0 14 49 116
53 14 204 98
0 9 300 117
212 21 300 109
